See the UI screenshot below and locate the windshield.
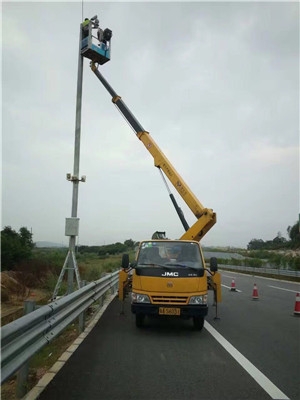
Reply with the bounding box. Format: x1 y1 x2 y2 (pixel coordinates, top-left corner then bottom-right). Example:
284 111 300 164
137 241 204 269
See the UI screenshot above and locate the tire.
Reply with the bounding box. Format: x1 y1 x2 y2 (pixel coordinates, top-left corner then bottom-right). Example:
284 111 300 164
135 314 145 328
193 316 204 331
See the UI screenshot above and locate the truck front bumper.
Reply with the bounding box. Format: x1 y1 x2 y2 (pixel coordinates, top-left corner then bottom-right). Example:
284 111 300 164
131 303 208 318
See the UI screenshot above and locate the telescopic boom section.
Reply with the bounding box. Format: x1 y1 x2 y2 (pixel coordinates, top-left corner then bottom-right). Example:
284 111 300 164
90 63 216 241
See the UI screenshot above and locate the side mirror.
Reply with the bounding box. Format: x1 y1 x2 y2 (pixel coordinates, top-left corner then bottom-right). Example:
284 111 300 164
121 253 129 269
210 257 218 272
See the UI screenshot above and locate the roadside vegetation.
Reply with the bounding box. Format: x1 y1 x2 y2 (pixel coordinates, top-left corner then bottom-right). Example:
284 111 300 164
204 220 300 272
1 228 137 301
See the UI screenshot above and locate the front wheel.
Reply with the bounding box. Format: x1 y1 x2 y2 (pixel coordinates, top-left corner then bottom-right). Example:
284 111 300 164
135 314 145 328
193 316 204 331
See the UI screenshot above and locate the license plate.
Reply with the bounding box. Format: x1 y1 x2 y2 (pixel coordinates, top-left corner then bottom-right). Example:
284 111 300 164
159 307 181 316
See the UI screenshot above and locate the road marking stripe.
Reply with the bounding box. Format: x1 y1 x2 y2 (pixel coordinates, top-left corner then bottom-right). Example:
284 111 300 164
204 321 290 400
221 284 242 293
268 285 299 293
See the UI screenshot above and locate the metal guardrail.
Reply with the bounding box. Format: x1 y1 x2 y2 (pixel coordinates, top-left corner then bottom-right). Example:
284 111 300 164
1 271 119 384
218 264 300 278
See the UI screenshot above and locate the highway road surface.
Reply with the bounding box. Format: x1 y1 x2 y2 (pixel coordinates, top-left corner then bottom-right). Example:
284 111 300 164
38 271 300 400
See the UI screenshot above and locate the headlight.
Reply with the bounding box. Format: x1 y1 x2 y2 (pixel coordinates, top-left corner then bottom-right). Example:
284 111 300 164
189 295 207 305
131 292 150 303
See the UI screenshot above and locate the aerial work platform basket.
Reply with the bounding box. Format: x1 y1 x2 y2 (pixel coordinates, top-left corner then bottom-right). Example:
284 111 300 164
81 18 112 65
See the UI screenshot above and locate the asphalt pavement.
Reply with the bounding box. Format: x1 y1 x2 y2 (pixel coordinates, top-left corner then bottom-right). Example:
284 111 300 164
36 272 300 400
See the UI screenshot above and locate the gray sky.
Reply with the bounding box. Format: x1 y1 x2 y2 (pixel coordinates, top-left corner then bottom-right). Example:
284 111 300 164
2 1 299 248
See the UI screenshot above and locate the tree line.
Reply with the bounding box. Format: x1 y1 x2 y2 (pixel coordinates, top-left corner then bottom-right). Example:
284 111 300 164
1 220 299 271
0 227 138 271
247 221 300 250
78 239 138 256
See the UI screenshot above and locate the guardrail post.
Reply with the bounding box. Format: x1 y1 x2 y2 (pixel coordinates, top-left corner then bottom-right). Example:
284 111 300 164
78 280 87 333
99 293 104 308
16 300 36 398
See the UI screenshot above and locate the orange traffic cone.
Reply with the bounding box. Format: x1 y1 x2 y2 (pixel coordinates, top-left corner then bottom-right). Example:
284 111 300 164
252 283 259 300
230 279 237 292
294 293 300 316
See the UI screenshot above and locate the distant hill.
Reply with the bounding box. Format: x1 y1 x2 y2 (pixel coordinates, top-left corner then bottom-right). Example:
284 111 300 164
35 241 66 248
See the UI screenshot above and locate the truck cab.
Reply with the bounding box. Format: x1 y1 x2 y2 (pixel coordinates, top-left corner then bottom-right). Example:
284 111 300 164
122 240 218 330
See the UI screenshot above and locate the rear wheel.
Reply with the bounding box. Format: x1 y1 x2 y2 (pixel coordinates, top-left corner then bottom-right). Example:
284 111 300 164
135 314 145 328
193 316 204 331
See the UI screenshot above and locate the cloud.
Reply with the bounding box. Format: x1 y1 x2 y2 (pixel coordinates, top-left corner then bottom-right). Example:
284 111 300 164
249 143 299 167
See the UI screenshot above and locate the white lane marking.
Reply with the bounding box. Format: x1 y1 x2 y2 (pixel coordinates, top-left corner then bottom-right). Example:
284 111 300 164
204 321 290 400
222 284 242 293
268 285 299 293
222 274 236 279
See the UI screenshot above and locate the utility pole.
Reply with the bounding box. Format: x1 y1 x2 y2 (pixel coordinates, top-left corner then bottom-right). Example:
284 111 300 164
52 22 86 299
52 14 106 299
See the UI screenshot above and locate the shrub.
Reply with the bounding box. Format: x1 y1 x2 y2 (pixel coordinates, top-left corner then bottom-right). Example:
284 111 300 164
244 258 263 268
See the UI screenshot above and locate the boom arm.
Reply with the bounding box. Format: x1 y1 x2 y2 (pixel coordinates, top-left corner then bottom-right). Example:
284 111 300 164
90 62 216 241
